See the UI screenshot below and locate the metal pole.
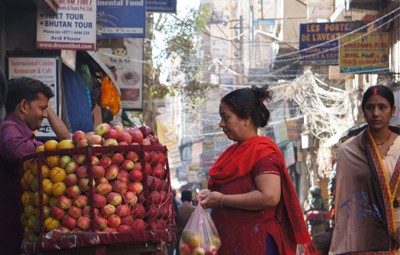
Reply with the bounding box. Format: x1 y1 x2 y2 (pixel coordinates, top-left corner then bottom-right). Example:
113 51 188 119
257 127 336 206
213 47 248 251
240 15 243 85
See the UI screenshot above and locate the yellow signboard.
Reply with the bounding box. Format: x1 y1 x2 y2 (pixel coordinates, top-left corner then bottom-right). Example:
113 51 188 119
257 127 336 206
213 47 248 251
339 32 389 73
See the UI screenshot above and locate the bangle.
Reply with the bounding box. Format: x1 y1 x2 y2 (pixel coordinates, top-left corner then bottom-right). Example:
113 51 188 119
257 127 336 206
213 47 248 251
220 194 224 207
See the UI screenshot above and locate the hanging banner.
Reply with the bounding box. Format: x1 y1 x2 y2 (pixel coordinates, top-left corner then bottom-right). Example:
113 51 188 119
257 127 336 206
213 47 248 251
339 32 389 73
147 0 177 13
97 0 146 38
299 21 362 65
7 57 60 138
97 38 143 110
36 1 97 50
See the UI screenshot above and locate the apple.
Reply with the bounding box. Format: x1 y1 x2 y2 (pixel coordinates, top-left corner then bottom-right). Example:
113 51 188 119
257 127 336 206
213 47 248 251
77 138 89 148
112 125 124 135
124 151 138 162
115 204 131 217
62 215 77 230
96 182 113 195
192 247 205 255
92 165 105 179
88 134 103 146
158 152 167 166
105 164 119 180
73 154 86 165
107 214 121 228
129 169 143 182
128 181 143 194
128 127 143 144
121 160 134 171
179 243 191 255
96 177 109 185
99 155 112 168
188 233 201 248
94 216 108 230
117 224 131 233
141 138 151 146
76 166 88 178
78 177 91 192
65 161 79 174
95 123 112 137
83 206 99 218
149 191 162 206
139 125 154 137
68 206 82 219
65 173 79 186
93 193 107 208
132 203 146 219
59 155 72 168
104 128 119 140
121 215 134 225
103 138 118 147
112 180 128 194
100 204 116 218
66 185 81 198
111 153 124 165
58 226 71 233
131 218 146 231
118 141 129 146
73 195 88 208
120 132 132 144
72 130 87 145
116 170 129 183
153 164 165 179
123 191 137 206
56 196 72 210
50 205 65 220
77 216 91 231
107 192 123 206
88 155 100 166
145 162 153 175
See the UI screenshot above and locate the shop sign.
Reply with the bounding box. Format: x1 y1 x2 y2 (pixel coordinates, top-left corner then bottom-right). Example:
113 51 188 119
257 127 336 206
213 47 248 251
97 38 143 110
339 32 389 73
97 0 146 38
147 0 177 13
7 57 60 138
36 1 97 50
299 21 362 65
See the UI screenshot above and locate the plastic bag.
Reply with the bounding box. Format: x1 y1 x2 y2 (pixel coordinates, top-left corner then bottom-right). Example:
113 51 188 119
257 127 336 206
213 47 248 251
179 204 221 255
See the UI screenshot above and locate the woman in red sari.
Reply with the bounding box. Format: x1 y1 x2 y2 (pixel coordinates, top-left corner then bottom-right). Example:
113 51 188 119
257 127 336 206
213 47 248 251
199 85 313 255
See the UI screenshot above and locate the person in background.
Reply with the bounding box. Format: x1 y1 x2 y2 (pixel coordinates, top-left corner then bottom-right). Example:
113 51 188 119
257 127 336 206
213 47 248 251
303 186 329 236
0 77 70 255
167 189 180 255
0 69 7 121
312 232 332 255
329 85 400 254
199 85 314 255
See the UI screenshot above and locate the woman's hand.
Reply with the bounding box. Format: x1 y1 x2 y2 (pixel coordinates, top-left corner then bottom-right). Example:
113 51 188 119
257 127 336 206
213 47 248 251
199 189 223 208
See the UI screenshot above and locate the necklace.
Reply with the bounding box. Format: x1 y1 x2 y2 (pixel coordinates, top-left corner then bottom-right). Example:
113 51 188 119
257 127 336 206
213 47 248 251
376 132 391 148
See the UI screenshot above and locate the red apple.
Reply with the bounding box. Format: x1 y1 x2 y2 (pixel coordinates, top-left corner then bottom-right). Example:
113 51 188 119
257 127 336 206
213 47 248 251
192 247 206 255
121 132 132 144
111 153 124 165
117 170 129 183
77 216 91 230
139 125 154 137
129 169 143 182
68 206 83 219
72 130 87 145
62 215 77 230
115 204 131 217
141 138 151 146
112 125 124 135
83 206 99 218
94 216 108 230
65 173 79 186
131 218 146 231
73 195 88 208
124 151 138 162
132 203 146 219
123 191 137 206
92 165 105 178
149 191 162 206
128 181 143 194
56 196 72 210
66 185 81 198
121 160 134 171
105 164 119 180
107 214 121 228
145 162 153 175
88 134 103 146
104 128 119 140
96 182 113 195
99 155 112 168
77 139 89 148
179 243 191 255
103 138 118 147
88 155 100 166
76 166 88 178
128 127 143 144
65 161 79 174
50 205 65 220
73 154 86 165
100 204 116 218
117 224 131 233
153 164 165 179
107 192 122 206
93 193 107 208
112 180 128 194
121 215 134 225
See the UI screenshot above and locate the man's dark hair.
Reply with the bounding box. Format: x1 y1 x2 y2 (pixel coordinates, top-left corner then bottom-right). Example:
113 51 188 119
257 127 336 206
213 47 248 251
181 190 192 202
5 77 54 114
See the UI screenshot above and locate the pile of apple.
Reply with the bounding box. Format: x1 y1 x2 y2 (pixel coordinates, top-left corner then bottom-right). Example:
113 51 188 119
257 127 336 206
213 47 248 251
21 123 174 243
179 230 221 255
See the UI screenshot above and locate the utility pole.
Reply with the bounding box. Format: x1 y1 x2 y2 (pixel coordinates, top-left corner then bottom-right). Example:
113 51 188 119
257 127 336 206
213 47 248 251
239 15 244 85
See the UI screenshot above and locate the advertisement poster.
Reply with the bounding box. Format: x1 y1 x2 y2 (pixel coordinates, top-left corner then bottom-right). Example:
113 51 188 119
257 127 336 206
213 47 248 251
299 22 362 65
97 38 143 110
36 1 97 50
97 0 146 38
8 57 59 138
147 0 177 13
339 32 389 73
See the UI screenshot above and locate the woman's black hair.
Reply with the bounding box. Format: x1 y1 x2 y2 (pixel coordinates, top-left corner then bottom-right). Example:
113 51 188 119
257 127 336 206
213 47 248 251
221 85 273 128
361 85 394 110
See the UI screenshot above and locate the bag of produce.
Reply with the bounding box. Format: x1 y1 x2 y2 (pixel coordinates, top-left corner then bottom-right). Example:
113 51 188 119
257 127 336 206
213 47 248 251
179 204 221 255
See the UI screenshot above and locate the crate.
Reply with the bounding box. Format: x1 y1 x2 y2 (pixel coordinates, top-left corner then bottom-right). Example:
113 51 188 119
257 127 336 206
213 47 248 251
20 144 177 255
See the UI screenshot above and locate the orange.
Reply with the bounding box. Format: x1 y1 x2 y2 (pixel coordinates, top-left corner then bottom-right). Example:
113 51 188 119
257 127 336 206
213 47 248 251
44 140 58 151
50 167 66 183
42 179 54 195
44 217 60 232
52 182 66 197
30 176 40 192
21 191 31 206
46 155 60 168
31 160 39 176
57 139 75 150
35 145 44 152
22 171 34 186
23 159 34 172
41 164 51 178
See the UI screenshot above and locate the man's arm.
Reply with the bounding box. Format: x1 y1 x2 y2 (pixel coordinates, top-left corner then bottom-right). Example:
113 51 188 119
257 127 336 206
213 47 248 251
46 108 71 140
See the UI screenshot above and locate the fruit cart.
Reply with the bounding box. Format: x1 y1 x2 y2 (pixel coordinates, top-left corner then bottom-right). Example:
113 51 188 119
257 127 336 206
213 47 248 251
20 127 177 255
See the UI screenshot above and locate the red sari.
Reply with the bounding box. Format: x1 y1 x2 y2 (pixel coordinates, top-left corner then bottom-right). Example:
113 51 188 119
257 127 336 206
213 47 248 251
208 136 312 255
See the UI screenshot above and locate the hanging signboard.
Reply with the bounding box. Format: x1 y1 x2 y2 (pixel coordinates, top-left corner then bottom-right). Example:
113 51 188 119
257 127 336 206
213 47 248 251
339 32 389 73
7 57 60 138
147 0 177 13
97 38 143 110
97 0 146 38
36 1 97 50
299 21 362 65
